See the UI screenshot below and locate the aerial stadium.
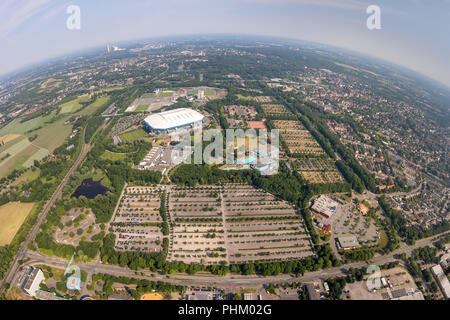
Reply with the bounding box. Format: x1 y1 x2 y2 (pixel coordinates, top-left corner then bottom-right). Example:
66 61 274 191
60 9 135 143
142 108 205 134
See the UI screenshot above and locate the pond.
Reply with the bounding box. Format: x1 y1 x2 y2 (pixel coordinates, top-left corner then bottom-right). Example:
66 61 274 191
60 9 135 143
71 178 109 199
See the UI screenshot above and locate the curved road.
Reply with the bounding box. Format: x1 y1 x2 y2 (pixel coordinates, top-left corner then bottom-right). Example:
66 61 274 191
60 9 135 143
0 125 89 294
16 231 449 289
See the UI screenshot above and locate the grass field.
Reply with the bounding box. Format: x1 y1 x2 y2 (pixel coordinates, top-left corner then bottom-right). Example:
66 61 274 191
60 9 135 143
377 229 388 249
158 91 174 97
0 202 36 246
100 150 127 161
236 94 254 101
59 95 90 114
135 104 150 112
141 293 163 300
204 90 215 96
11 168 40 186
141 93 155 99
0 134 21 145
119 128 148 142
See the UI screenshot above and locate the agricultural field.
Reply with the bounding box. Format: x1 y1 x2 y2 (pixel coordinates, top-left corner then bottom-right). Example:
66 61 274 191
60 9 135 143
11 168 40 186
223 184 313 264
168 185 226 265
0 202 36 246
53 208 103 247
119 128 148 142
135 104 150 112
111 186 164 253
167 184 313 265
274 120 325 156
261 104 291 115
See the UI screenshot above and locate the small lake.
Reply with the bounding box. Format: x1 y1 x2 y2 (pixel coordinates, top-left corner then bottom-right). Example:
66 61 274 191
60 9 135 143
71 178 109 199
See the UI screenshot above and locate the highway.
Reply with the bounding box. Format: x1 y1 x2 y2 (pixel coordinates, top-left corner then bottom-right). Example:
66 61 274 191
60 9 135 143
0 125 89 294
15 231 449 288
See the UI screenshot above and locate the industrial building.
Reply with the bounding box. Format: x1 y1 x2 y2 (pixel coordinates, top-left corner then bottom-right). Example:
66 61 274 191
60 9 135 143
310 195 339 219
142 108 204 133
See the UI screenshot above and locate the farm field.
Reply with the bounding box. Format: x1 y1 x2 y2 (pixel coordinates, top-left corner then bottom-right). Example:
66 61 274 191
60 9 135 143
0 137 48 177
78 96 111 116
0 202 36 246
223 184 313 264
119 128 148 142
292 155 345 184
53 208 102 247
273 120 325 156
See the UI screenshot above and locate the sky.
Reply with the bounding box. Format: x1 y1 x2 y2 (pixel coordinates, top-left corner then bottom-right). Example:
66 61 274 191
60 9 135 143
1 0 450 87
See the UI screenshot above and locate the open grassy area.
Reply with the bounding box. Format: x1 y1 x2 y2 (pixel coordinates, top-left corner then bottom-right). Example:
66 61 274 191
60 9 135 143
59 95 90 114
0 202 36 246
377 229 388 249
11 168 40 186
157 91 174 97
135 104 150 112
204 90 216 96
79 96 110 116
119 128 148 142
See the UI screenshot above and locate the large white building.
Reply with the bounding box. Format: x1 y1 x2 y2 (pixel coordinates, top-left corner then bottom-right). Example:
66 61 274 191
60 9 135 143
431 264 450 299
143 108 204 133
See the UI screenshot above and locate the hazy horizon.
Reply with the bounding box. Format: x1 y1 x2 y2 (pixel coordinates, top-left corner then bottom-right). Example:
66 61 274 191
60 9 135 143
1 0 450 87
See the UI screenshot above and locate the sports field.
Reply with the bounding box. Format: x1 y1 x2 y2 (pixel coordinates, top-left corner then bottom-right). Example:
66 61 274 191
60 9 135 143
140 293 163 300
0 202 36 246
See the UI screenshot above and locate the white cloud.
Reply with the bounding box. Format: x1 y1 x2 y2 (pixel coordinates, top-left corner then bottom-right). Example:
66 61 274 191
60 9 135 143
0 0 52 38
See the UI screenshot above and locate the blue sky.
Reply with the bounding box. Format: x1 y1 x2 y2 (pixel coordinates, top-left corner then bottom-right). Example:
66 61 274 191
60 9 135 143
1 0 449 86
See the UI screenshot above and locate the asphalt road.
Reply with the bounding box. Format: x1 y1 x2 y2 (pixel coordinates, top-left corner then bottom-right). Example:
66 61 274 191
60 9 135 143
0 126 89 294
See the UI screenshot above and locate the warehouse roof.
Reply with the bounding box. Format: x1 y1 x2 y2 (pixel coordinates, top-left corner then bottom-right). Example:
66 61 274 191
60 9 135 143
143 108 204 130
